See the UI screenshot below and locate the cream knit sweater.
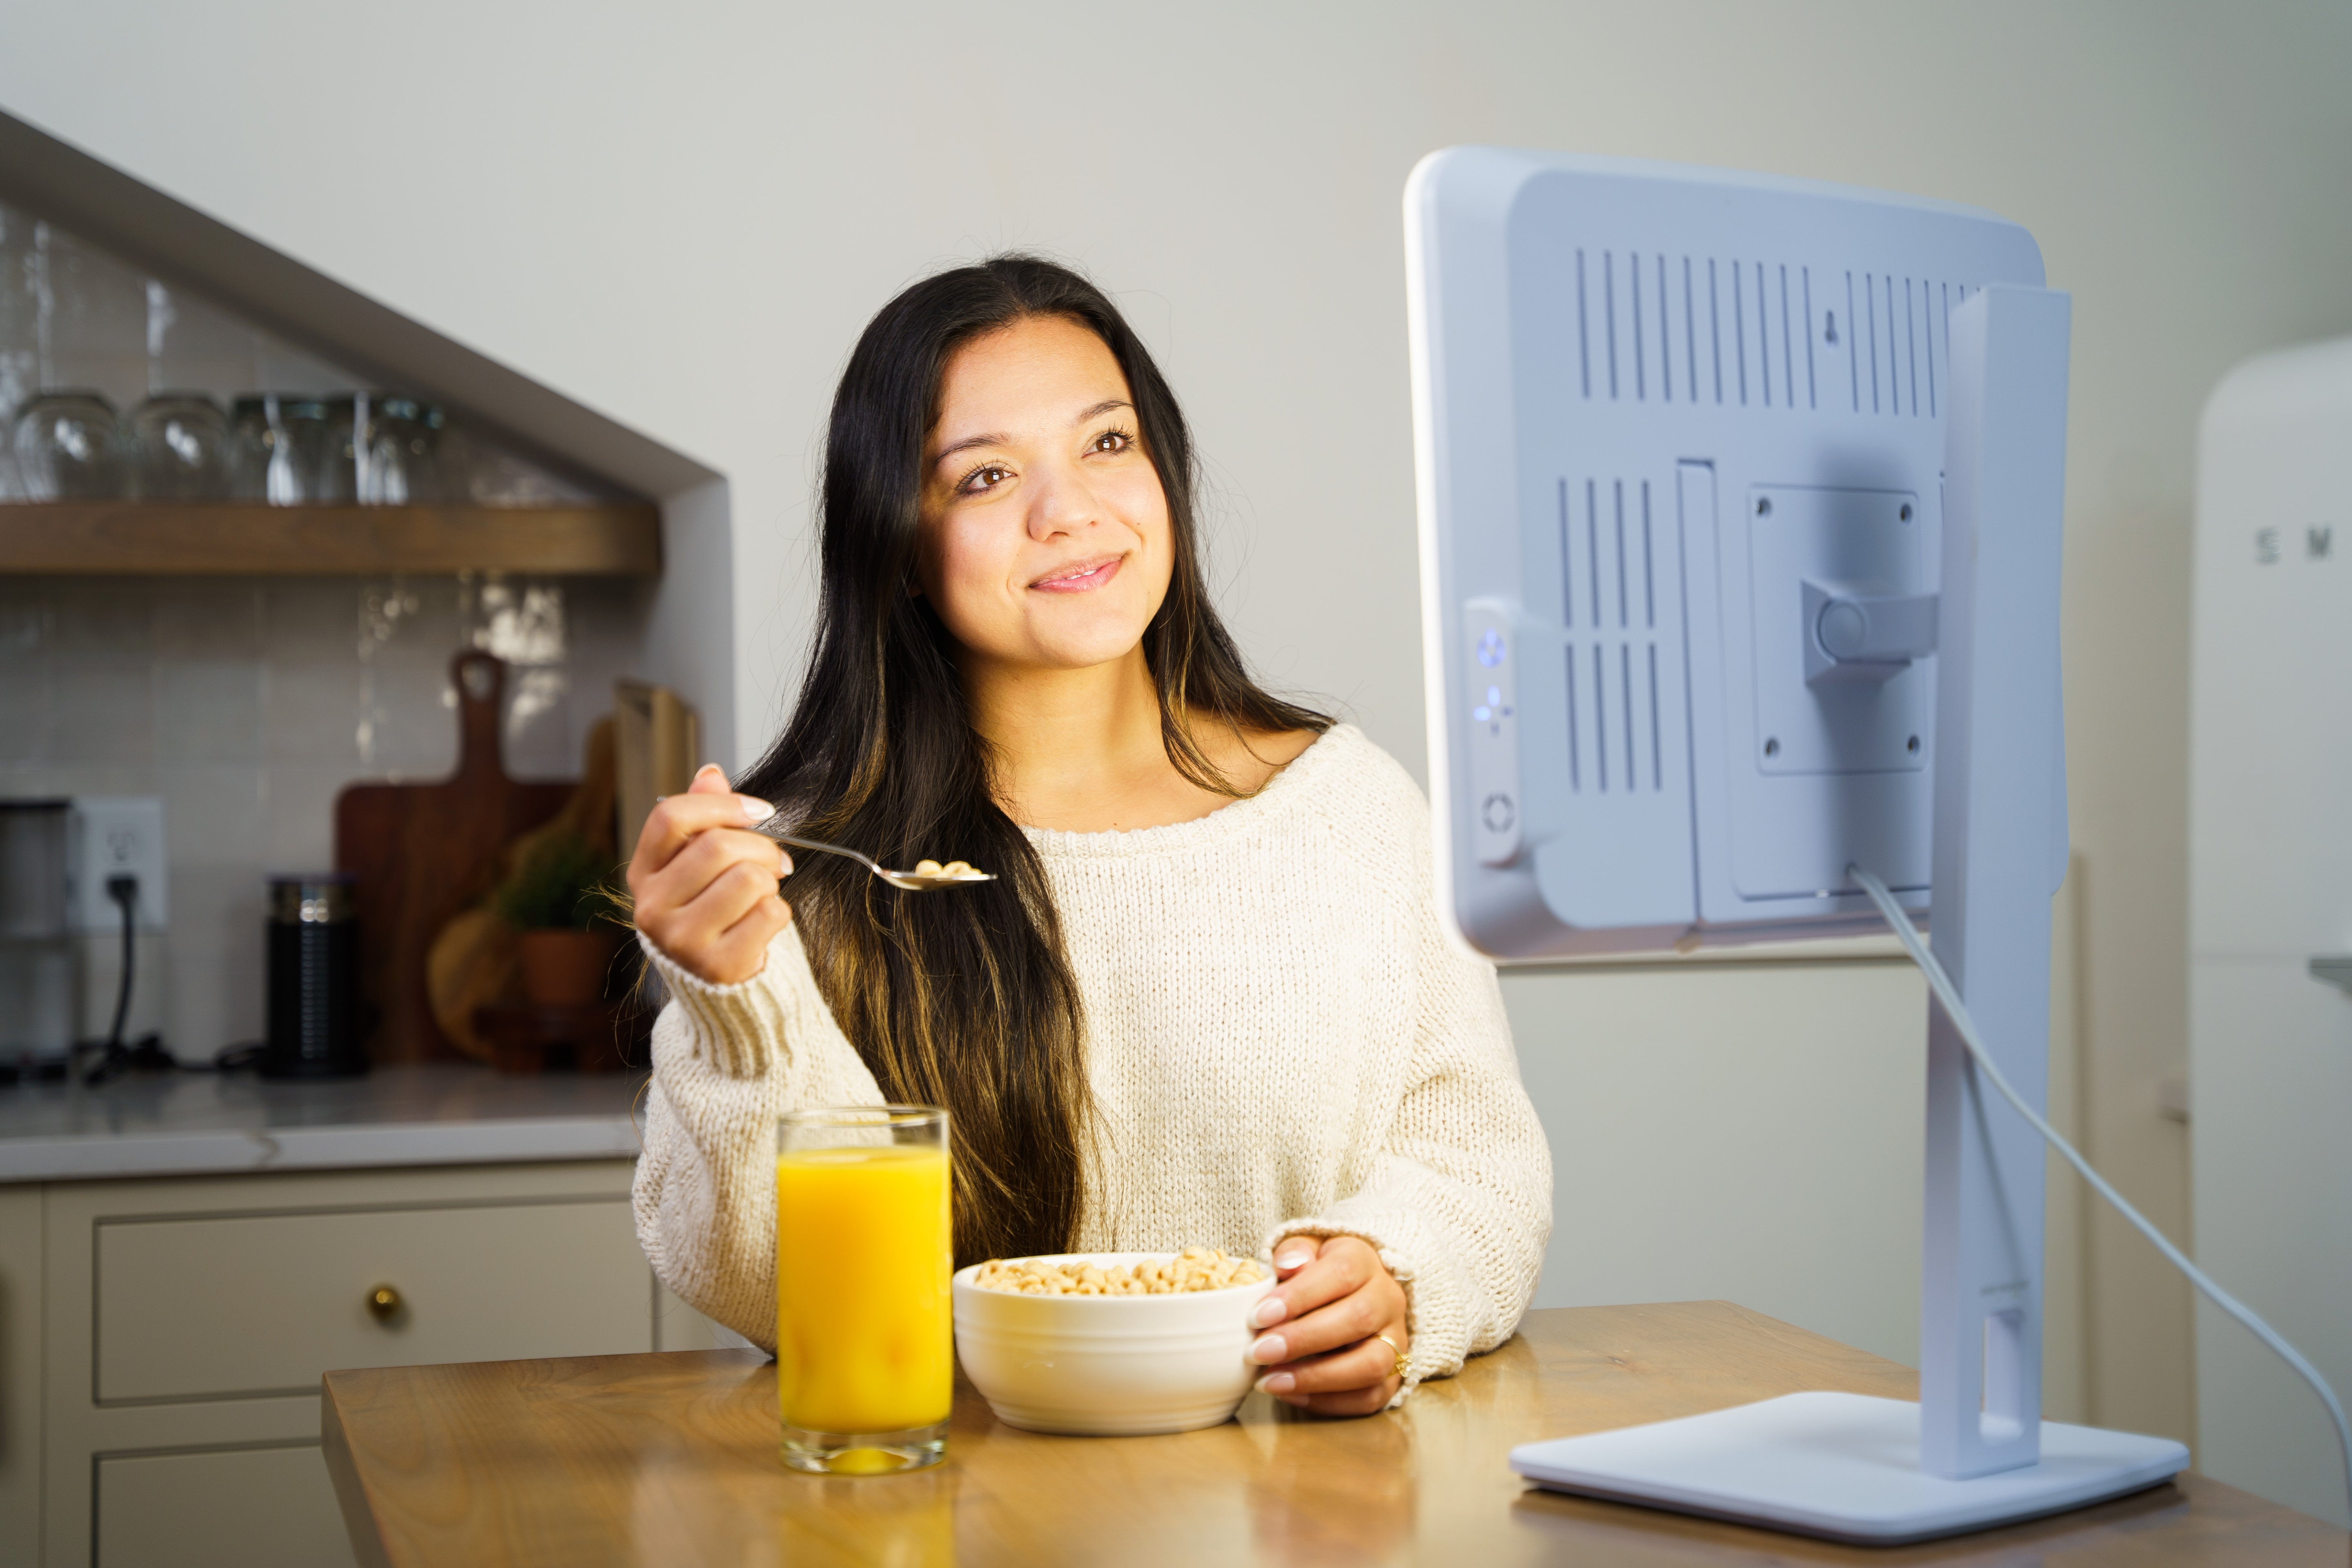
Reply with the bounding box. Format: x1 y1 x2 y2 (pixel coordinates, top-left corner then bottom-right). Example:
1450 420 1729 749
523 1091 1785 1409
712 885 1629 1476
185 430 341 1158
631 724 1552 1395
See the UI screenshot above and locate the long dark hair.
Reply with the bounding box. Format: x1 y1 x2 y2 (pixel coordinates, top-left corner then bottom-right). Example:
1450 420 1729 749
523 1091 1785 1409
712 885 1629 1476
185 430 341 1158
738 255 1327 1266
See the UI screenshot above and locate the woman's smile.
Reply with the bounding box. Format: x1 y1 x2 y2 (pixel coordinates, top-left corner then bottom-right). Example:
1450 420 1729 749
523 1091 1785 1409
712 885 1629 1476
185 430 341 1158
1030 553 1125 594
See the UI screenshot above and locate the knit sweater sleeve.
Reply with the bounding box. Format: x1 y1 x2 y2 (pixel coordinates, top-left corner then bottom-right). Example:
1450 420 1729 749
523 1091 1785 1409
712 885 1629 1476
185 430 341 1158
630 921 883 1350
1269 764 1552 1400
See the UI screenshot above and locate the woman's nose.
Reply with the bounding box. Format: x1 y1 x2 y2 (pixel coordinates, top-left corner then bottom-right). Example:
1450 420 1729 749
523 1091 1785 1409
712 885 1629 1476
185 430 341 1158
1025 462 1098 541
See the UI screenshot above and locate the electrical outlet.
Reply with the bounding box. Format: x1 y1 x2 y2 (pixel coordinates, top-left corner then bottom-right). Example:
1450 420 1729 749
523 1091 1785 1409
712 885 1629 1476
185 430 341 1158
69 796 168 932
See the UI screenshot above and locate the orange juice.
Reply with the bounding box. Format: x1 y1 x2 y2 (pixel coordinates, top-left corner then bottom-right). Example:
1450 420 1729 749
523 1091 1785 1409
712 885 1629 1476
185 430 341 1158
774 1144 953 1435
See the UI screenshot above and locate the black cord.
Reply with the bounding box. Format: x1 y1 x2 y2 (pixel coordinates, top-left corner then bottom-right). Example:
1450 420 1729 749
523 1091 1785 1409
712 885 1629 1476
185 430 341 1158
52 878 260 1086
105 874 136 1052
79 876 168 1087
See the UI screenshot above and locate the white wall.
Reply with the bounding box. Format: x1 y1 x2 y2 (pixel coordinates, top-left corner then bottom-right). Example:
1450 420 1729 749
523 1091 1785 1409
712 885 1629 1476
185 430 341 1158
9 0 2352 1444
1513 960 1925 1363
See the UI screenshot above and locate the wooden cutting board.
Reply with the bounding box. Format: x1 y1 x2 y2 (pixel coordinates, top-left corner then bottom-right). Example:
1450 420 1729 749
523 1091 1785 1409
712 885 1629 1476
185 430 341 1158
336 650 573 1064
426 716 622 1064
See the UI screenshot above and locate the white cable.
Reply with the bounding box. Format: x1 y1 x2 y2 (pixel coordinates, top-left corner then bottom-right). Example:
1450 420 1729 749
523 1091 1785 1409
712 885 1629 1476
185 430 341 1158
1850 864 2352 1515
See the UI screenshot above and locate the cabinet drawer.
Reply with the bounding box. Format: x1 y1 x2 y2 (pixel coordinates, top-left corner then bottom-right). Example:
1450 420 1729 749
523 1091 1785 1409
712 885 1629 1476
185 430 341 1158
97 1443 356 1568
96 1198 648 1403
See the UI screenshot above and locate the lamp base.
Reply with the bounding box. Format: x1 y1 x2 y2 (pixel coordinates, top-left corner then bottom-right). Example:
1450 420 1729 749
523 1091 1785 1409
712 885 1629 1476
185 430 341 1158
1510 1392 2188 1545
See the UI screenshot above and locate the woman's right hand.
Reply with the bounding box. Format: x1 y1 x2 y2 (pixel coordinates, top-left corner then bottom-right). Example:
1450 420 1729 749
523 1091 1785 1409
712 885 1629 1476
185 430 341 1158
626 764 793 985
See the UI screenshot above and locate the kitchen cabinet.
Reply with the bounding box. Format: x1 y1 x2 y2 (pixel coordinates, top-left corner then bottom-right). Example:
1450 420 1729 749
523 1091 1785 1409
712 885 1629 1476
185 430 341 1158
2 1157 724 1568
95 1194 652 1403
0 1184 41 1568
96 1446 354 1568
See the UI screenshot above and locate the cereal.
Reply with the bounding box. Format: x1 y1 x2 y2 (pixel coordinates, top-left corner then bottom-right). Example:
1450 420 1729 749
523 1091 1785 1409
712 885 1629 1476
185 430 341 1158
970 1246 1265 1296
911 858 986 881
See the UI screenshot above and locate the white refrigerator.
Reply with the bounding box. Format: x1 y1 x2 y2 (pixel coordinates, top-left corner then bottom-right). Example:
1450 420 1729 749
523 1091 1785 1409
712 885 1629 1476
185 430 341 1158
2189 331 2352 1528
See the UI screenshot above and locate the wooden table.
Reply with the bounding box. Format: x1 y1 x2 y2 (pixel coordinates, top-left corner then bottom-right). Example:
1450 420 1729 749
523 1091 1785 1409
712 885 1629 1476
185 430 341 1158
322 1301 2346 1566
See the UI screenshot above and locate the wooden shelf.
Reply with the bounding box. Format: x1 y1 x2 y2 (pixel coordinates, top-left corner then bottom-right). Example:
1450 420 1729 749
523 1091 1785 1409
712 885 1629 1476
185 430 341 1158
0 501 662 576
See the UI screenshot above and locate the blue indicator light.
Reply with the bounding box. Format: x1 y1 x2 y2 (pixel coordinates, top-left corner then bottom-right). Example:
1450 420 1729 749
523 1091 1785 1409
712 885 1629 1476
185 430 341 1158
1477 630 1506 668
1470 684 1513 733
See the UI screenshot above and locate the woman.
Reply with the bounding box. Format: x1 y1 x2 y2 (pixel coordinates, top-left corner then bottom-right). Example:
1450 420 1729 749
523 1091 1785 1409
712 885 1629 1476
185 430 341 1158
628 256 1549 1415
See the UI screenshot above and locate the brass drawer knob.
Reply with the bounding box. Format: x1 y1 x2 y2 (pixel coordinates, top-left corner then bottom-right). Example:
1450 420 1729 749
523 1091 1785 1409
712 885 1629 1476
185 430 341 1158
367 1284 403 1322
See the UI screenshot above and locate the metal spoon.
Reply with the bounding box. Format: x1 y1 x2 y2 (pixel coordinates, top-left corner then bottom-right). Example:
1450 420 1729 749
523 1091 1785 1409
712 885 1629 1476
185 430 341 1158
765 831 996 891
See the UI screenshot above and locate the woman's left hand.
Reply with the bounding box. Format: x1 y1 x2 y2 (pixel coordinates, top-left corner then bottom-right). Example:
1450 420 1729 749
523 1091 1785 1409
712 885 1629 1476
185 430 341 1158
1246 1236 1410 1416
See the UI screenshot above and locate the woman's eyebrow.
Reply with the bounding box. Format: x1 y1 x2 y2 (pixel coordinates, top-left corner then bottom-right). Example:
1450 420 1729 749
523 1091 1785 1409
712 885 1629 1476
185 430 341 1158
1074 398 1131 424
933 431 1008 466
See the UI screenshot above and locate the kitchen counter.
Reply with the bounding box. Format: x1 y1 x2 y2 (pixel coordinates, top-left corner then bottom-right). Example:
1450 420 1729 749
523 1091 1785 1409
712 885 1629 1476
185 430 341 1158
0 1064 644 1183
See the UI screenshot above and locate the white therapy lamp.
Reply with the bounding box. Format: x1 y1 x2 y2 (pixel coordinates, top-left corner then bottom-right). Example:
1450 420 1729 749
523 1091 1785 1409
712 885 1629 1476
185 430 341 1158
1406 147 2189 1543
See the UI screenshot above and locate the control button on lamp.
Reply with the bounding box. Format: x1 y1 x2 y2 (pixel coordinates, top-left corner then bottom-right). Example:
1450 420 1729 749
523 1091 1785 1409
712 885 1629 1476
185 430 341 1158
1472 685 1513 731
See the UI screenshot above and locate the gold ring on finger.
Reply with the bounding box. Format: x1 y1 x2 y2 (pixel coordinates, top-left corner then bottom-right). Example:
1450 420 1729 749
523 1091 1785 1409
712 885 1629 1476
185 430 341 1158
1373 1331 1410 1383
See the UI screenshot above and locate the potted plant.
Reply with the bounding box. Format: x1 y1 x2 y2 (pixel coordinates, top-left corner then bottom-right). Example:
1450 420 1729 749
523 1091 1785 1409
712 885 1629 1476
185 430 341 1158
494 831 621 1007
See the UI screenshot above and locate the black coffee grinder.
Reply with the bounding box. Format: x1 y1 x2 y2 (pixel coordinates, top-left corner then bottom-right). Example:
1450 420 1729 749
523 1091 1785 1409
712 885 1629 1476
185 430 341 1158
261 873 366 1078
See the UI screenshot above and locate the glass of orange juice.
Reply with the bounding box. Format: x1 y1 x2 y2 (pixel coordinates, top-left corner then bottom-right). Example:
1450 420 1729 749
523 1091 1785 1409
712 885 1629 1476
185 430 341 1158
775 1105 952 1474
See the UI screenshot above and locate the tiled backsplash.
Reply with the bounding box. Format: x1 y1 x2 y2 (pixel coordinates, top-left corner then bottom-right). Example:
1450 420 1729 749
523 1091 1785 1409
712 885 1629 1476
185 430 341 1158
0 202 657 1061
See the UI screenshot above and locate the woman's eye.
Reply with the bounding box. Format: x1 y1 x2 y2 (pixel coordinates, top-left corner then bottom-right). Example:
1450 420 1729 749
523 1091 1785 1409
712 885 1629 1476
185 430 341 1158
1090 429 1132 454
958 464 1011 495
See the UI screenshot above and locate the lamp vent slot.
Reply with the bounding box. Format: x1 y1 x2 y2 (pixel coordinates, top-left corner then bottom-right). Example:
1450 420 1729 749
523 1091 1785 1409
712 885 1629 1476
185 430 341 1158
1570 253 1969 421
1839 273 1971 417
1559 475 1667 794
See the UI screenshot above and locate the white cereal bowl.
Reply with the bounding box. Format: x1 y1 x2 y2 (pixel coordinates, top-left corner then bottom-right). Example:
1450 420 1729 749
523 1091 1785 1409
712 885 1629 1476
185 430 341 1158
952 1252 1278 1436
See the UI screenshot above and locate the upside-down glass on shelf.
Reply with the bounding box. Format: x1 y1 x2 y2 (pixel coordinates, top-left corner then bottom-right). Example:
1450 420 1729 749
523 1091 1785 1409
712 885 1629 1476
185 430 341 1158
129 392 232 500
11 390 125 499
359 395 443 504
775 1106 952 1474
228 395 334 504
